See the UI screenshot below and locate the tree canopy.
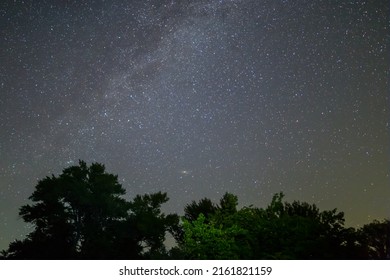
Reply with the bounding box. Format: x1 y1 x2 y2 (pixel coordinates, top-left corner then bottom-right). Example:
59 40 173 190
1 161 388 260
2 161 177 259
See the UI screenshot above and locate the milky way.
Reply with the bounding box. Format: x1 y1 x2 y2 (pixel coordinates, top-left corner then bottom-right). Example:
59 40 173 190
0 0 389 250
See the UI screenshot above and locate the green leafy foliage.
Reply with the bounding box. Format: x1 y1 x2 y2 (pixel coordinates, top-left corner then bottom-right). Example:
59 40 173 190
180 214 246 259
176 192 385 259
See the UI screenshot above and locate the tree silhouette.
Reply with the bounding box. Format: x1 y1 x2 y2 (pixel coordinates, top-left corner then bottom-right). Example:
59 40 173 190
259 197 351 259
126 192 180 259
3 161 180 259
2 161 387 260
218 192 238 215
5 161 130 259
358 219 390 259
184 197 217 223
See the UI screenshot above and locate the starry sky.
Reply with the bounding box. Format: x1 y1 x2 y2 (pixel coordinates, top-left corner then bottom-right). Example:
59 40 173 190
0 0 389 251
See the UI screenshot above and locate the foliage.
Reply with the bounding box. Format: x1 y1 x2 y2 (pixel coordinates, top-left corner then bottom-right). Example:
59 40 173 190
3 161 176 259
357 219 390 259
2 161 388 260
127 192 180 259
180 214 246 259
184 197 217 223
176 192 373 259
5 161 130 259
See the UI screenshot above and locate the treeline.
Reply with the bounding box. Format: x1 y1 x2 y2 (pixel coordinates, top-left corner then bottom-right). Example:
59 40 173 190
1 161 389 259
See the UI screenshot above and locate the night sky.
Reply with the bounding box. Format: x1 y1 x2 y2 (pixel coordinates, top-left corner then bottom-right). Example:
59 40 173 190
0 0 389 251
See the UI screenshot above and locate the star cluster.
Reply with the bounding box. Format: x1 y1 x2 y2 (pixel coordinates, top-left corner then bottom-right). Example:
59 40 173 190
0 0 389 250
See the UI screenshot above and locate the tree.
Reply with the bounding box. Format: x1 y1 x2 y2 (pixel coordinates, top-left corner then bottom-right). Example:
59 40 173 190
218 192 238 216
251 194 357 259
184 197 217 223
127 192 180 259
4 161 130 259
178 192 359 260
358 219 390 259
178 193 253 259
180 214 246 259
4 161 385 260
